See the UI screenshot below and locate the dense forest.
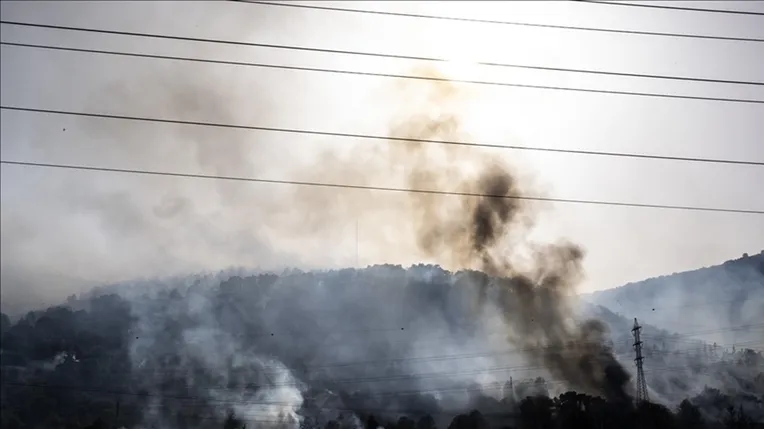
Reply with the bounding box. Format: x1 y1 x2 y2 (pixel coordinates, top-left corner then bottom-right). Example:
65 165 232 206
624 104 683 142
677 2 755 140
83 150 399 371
1 266 762 428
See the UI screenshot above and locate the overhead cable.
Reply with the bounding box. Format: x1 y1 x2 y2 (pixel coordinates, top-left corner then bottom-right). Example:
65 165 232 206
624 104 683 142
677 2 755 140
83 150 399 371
233 1 764 43
3 23 762 87
2 106 763 167
4 358 759 414
3 41 763 106
578 0 764 17
2 159 763 215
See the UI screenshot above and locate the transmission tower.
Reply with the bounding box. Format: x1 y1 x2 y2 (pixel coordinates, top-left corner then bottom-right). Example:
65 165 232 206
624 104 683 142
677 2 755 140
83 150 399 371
632 318 649 403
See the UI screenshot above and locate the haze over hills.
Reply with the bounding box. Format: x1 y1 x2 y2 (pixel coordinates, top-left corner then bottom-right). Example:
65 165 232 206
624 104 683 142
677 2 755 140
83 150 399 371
2 261 763 428
584 250 764 347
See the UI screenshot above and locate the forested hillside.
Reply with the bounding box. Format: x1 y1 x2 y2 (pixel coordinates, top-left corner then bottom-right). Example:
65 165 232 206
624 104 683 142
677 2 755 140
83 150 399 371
2 266 762 428
586 251 764 346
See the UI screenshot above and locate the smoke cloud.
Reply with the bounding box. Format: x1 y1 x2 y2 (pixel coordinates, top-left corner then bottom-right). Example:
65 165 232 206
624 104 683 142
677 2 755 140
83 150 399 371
277 68 631 402
2 59 634 427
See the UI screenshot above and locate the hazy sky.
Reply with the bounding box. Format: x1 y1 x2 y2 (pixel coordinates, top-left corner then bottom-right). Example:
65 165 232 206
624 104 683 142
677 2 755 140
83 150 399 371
1 1 763 312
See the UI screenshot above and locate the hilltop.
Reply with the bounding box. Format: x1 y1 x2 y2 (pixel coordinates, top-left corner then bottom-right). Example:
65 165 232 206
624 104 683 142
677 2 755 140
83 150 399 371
585 251 764 346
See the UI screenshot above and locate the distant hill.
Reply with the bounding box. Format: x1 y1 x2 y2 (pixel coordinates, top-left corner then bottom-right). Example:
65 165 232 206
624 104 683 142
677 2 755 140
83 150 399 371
577 301 764 405
584 251 764 347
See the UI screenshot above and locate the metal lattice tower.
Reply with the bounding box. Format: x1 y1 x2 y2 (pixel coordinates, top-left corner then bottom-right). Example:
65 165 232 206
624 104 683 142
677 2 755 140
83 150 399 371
632 318 649 403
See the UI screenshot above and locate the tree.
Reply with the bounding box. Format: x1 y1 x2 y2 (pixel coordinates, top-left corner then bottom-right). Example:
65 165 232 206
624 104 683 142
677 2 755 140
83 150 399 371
416 415 437 429
555 391 592 429
676 399 704 428
0 312 10 335
448 410 489 429
398 416 417 429
724 405 754 429
636 401 676 429
366 415 381 429
518 396 553 429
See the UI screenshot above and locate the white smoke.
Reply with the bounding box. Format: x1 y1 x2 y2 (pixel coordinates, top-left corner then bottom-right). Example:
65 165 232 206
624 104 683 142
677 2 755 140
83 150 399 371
129 280 304 428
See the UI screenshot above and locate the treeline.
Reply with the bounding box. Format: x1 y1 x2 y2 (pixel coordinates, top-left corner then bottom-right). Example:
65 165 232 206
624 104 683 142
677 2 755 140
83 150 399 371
1 267 762 428
314 393 762 429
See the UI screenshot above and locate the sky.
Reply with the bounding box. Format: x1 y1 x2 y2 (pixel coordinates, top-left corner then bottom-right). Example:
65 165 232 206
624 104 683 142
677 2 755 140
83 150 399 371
1 1 763 313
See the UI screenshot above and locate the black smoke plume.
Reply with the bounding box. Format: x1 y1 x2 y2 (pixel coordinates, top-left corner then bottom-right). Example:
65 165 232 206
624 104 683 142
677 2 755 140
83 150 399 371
339 69 633 402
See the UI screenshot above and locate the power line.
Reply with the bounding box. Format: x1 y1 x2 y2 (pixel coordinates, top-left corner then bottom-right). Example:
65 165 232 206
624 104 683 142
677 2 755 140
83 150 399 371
3 25 763 89
3 42 763 107
5 341 760 400
578 0 764 17
4 354 759 412
0 378 564 418
4 358 756 426
255 316 764 354
234 1 764 43
10 336 752 389
3 159 763 215
2 315 754 377
0 349 717 392
0 380 522 412
2 319 759 394
2 106 763 167
643 323 764 339
2 31 763 105
596 296 764 312
0 365 674 408
264 324 764 363
22 340 762 391
0 379 528 423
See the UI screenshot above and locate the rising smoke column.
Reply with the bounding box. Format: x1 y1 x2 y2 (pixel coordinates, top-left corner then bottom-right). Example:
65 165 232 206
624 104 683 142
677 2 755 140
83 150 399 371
389 72 633 402
282 66 632 401
282 67 631 402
